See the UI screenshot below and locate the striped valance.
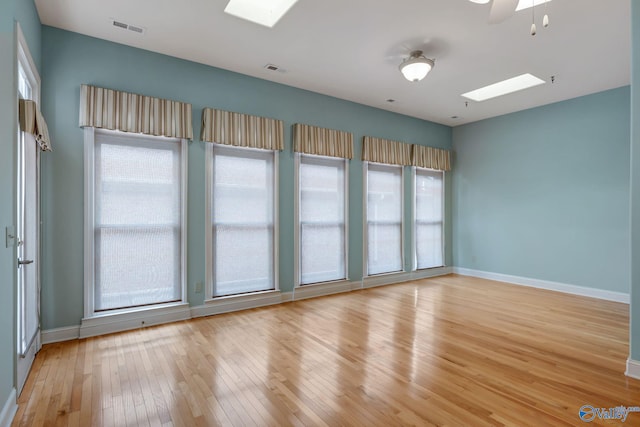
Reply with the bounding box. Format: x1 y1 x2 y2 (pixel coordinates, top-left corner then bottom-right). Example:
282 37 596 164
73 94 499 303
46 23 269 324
19 99 52 151
293 124 353 159
79 84 193 139
362 136 412 166
201 108 283 150
412 145 451 171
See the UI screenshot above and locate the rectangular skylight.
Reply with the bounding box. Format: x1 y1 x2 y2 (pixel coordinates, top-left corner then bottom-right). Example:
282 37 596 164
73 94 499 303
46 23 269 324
461 73 546 102
224 0 299 28
515 0 552 12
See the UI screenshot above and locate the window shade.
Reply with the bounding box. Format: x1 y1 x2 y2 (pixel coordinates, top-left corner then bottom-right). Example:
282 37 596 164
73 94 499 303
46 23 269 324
79 84 193 139
412 144 451 171
19 99 52 151
299 155 347 284
212 145 276 296
93 131 183 311
293 124 353 159
415 168 444 269
362 136 412 166
367 163 403 275
201 108 284 150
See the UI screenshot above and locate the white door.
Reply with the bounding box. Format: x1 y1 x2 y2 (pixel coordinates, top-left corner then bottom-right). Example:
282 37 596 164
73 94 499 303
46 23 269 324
16 58 41 395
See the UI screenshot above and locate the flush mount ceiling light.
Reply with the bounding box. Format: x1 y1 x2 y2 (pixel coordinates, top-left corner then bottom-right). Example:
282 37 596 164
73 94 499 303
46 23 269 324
461 73 545 102
224 0 299 28
399 51 435 82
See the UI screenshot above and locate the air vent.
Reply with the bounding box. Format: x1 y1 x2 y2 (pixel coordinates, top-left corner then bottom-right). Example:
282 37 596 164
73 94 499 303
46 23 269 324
264 64 286 73
110 19 146 35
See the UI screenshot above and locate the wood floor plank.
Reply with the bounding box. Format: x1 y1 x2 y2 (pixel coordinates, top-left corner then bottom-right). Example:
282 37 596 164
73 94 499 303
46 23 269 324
12 274 640 426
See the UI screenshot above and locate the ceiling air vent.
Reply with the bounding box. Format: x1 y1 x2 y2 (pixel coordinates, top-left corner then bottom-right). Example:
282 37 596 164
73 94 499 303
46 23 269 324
264 64 286 73
110 19 146 35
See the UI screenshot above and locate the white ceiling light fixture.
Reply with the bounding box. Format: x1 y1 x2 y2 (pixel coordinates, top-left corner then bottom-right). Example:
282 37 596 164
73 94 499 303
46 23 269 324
399 51 435 82
224 0 299 28
515 0 551 12
461 73 546 102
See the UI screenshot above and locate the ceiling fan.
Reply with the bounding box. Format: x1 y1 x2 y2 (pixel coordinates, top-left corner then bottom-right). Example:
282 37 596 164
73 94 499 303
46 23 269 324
469 0 550 35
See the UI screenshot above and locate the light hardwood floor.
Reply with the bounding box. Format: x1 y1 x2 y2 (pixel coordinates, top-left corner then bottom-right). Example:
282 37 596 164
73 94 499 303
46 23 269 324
13 274 639 426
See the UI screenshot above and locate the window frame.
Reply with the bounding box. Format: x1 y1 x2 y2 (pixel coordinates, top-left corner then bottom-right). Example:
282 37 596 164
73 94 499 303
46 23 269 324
363 161 405 277
294 153 349 287
83 127 188 317
412 166 445 271
205 143 279 299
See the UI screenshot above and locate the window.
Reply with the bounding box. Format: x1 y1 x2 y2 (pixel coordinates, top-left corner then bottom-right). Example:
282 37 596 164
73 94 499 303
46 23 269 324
414 168 444 269
85 129 186 314
365 162 403 276
297 154 347 285
209 144 277 297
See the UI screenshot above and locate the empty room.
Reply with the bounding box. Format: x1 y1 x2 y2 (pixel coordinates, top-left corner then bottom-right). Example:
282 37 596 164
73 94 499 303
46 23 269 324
2 0 640 425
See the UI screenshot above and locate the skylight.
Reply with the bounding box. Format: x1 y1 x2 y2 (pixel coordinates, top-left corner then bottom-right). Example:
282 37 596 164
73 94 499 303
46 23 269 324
224 0 300 28
516 0 552 12
461 73 546 102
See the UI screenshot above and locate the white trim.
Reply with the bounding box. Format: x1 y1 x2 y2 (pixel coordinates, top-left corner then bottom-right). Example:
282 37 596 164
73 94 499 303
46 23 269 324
205 142 213 298
274 151 280 291
41 326 80 344
626 359 640 379
83 127 95 318
0 388 17 427
79 303 191 339
16 24 40 104
293 152 300 286
293 280 359 301
363 272 412 288
193 291 283 318
180 138 188 303
453 267 629 303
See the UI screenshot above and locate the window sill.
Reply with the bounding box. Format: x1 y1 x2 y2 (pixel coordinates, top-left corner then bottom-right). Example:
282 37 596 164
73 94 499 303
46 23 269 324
79 302 191 338
192 290 284 318
293 279 361 300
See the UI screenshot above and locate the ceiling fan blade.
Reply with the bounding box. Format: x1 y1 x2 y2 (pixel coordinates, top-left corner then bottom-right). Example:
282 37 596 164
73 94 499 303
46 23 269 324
488 0 519 24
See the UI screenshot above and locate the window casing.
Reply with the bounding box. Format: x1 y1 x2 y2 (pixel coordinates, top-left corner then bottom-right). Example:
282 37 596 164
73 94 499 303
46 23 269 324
84 129 187 316
365 162 404 276
207 144 278 297
296 154 348 285
414 168 444 270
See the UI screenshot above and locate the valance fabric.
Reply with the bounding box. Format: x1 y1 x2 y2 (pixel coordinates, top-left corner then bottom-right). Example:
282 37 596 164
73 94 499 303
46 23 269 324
293 124 353 159
362 136 412 166
412 144 451 171
79 84 193 139
19 99 52 151
201 108 283 150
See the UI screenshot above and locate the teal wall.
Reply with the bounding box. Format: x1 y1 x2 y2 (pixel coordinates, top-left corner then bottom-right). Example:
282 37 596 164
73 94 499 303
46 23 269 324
630 2 640 360
0 0 41 410
452 87 630 293
39 26 452 330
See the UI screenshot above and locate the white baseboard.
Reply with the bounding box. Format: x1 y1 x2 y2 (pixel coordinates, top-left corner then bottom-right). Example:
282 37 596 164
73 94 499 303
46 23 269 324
363 272 412 289
0 388 17 427
79 303 192 338
41 325 80 344
453 267 629 303
626 359 640 379
292 280 361 301
363 266 452 289
191 291 283 318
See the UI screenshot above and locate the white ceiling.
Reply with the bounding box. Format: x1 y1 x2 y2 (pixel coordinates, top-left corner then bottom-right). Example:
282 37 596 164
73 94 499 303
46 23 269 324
35 0 630 126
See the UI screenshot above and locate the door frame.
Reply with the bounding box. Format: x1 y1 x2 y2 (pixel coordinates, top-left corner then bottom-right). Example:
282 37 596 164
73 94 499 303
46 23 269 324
15 23 41 396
